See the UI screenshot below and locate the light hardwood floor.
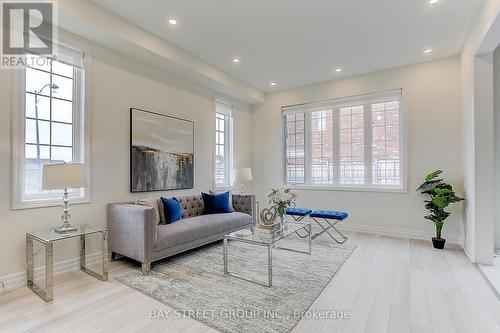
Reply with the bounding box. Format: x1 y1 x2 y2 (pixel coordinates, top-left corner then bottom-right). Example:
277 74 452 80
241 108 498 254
1 232 499 333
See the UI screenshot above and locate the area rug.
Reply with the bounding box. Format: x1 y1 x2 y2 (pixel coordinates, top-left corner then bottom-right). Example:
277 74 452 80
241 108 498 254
116 233 355 333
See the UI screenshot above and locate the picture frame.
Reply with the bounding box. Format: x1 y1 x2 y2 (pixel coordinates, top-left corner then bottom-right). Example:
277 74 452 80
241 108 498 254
130 108 194 192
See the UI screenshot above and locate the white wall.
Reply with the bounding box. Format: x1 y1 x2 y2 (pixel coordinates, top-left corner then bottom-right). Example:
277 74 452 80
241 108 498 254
0 36 252 282
494 47 500 249
460 0 499 264
252 57 464 242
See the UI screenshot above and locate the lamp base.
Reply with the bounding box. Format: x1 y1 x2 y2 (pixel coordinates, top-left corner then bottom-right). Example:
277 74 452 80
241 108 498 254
54 225 78 234
54 188 78 233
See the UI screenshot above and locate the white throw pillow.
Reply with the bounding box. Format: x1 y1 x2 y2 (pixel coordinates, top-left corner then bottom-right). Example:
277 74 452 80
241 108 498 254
139 196 161 225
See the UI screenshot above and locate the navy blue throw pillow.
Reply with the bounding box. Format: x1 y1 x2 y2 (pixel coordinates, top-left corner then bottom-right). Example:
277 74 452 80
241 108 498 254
161 197 181 224
202 191 232 214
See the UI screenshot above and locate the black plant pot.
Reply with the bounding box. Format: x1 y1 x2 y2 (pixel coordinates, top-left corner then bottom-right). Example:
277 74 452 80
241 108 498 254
432 237 446 249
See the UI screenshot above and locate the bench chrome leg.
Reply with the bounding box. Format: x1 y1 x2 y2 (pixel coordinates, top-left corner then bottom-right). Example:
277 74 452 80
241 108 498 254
311 218 348 244
328 225 348 244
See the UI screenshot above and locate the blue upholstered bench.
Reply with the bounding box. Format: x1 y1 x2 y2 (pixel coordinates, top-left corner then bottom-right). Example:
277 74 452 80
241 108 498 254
310 210 348 220
286 208 312 219
286 207 349 244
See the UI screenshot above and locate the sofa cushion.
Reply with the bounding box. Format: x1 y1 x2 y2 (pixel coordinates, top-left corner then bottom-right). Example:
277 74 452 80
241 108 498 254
161 197 181 224
154 212 252 251
202 191 232 214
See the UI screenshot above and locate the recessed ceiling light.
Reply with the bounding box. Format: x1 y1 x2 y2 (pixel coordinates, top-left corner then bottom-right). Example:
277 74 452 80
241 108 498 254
168 19 177 25
423 48 432 54
232 58 240 63
429 0 439 5
335 68 342 72
270 81 277 86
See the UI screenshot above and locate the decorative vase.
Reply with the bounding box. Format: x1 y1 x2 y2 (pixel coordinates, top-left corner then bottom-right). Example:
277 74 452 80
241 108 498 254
432 237 446 249
276 205 285 228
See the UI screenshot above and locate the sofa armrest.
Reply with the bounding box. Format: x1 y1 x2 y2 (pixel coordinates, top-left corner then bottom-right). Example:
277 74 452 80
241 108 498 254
107 203 157 263
232 194 257 225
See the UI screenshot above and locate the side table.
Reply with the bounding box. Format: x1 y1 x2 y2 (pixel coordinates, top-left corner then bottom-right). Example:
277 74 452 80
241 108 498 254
26 224 109 302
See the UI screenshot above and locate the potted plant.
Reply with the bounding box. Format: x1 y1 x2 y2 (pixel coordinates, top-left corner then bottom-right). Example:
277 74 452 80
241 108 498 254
268 188 297 226
416 170 464 249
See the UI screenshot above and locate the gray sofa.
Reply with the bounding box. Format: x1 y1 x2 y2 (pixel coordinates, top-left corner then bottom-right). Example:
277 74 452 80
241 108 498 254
107 194 256 274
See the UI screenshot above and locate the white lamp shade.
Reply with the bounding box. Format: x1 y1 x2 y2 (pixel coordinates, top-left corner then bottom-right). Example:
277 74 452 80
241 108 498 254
235 168 252 182
42 163 88 190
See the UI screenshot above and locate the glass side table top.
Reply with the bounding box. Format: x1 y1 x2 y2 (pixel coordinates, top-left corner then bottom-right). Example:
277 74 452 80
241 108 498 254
27 224 107 243
225 220 311 245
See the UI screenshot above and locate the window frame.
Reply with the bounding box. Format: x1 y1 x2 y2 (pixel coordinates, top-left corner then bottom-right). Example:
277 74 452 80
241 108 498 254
281 89 407 193
12 38 92 210
213 100 234 190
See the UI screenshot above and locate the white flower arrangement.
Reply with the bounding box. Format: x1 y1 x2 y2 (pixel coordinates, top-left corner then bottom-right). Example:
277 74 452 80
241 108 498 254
268 188 297 218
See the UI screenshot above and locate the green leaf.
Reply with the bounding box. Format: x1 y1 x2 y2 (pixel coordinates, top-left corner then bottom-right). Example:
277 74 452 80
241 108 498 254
425 170 443 182
416 179 441 192
431 196 447 208
433 188 452 196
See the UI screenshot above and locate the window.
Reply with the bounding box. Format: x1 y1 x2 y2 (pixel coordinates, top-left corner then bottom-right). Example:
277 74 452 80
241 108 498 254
214 100 234 188
311 110 333 184
339 105 365 184
13 44 89 209
282 89 404 191
371 101 400 185
284 113 305 183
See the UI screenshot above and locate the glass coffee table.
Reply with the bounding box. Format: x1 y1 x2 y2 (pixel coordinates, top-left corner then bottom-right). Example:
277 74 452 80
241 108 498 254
26 224 109 302
223 220 312 287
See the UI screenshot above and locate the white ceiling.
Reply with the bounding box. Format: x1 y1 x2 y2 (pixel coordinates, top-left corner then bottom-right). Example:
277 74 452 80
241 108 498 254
93 0 482 92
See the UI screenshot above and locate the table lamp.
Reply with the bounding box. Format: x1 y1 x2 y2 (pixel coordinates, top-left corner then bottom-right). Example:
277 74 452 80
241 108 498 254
235 167 252 194
42 163 88 233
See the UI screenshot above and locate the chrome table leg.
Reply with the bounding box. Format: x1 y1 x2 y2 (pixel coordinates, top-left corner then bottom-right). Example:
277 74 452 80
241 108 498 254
80 232 109 281
26 235 34 291
223 239 272 287
80 234 86 269
223 238 228 275
26 236 54 302
268 245 272 287
102 231 109 281
308 224 312 254
45 242 54 301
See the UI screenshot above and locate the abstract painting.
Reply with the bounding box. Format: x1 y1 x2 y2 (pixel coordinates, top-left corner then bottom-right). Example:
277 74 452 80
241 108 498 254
130 108 194 192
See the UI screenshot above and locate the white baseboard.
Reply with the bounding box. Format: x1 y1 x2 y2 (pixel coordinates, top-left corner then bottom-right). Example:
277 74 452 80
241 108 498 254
0 252 102 293
337 223 464 246
463 246 474 262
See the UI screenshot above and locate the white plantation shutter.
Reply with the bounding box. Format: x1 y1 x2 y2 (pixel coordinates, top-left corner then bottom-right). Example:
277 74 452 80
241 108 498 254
24 40 85 69
216 100 232 116
54 43 84 68
281 89 402 115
